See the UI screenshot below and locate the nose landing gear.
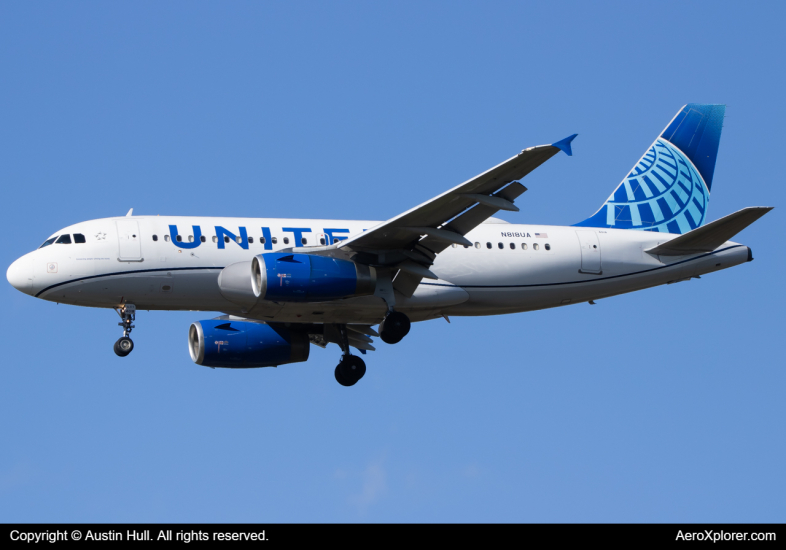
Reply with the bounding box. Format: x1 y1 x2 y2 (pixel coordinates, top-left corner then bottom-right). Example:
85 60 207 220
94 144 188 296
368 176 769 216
113 304 136 357
114 336 134 356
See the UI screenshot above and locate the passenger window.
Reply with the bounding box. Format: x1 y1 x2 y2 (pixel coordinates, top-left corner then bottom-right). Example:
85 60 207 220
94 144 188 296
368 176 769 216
509 243 515 250
320 237 325 245
260 237 266 244
248 237 254 244
164 235 171 242
301 237 307 245
39 237 57 249
521 243 527 250
283 237 289 245
56 235 72 244
200 236 206 243
73 233 86 243
188 235 194 242
545 243 551 251
486 242 492 249
224 236 230 244
498 242 503 249
272 237 278 244
212 236 218 243
176 235 182 242
236 236 242 244
533 243 539 250
475 242 480 249
452 244 457 248
152 235 158 242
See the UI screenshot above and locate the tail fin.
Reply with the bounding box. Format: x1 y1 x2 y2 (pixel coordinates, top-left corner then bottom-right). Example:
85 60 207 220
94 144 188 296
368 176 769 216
575 104 725 234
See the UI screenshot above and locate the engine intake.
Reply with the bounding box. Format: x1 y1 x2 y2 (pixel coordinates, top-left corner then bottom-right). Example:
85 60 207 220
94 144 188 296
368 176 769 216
189 319 310 368
251 253 376 302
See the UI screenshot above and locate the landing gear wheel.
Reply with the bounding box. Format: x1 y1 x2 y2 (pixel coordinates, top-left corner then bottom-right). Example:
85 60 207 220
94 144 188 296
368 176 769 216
335 365 352 386
114 337 134 357
335 355 366 386
379 311 411 344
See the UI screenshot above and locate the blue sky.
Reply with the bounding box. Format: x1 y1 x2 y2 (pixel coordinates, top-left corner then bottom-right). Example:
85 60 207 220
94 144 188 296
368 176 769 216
1 1 784 522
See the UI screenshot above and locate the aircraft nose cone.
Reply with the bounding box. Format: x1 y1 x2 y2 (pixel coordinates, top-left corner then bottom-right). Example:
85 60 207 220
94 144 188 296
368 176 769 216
7 255 34 295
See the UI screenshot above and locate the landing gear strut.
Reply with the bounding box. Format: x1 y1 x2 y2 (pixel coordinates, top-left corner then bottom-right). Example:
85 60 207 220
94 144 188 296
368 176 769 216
113 304 136 357
333 324 366 387
379 311 410 344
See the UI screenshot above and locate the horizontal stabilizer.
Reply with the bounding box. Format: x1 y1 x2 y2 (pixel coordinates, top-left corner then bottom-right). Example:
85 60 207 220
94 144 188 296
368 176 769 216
646 207 773 256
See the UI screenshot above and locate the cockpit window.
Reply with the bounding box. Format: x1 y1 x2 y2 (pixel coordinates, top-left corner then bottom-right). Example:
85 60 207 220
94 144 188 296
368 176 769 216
73 233 86 243
39 237 57 249
56 235 72 244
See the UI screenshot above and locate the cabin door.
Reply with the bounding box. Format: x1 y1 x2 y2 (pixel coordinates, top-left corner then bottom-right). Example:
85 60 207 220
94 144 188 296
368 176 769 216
575 231 602 274
116 220 143 262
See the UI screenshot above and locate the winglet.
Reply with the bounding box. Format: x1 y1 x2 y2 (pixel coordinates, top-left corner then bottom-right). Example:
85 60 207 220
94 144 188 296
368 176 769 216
552 134 578 156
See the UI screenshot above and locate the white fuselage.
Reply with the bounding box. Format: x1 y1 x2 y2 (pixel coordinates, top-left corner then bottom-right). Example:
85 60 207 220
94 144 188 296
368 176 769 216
8 216 750 325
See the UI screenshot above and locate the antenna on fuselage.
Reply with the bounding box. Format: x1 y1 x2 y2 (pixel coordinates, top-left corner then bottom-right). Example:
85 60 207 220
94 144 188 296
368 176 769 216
125 208 133 217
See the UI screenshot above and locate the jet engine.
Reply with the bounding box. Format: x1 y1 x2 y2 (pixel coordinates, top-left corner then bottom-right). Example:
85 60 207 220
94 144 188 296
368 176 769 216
217 253 376 306
189 319 310 368
253 253 376 302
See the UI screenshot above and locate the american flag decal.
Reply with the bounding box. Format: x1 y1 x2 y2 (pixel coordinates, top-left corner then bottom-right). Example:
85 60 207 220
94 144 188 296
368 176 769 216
535 233 548 238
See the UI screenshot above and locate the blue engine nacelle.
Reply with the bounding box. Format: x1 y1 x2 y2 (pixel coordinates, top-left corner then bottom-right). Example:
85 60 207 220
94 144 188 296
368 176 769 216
250 253 376 303
189 319 310 368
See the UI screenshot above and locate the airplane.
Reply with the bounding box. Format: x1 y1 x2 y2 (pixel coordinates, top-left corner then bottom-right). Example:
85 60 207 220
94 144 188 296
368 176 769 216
6 104 773 386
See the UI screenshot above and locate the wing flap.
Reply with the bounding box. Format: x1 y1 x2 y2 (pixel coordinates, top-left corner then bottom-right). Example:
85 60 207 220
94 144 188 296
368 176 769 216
347 324 380 337
646 207 773 256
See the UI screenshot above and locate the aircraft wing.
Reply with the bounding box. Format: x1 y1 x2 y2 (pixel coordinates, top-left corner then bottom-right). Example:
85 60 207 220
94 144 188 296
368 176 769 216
334 135 577 295
287 135 576 296
338 135 577 253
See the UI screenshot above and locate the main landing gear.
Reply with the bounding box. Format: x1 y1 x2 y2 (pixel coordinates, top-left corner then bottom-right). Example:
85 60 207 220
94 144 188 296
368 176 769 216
113 304 136 357
379 310 410 344
333 324 367 387
332 311 411 387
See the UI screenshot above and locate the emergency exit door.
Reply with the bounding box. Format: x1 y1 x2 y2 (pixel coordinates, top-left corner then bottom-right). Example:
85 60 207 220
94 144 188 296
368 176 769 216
575 231 601 274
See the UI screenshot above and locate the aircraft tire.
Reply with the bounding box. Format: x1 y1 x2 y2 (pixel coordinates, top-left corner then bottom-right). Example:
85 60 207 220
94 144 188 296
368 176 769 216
335 355 366 386
335 365 354 386
380 311 411 344
114 337 134 357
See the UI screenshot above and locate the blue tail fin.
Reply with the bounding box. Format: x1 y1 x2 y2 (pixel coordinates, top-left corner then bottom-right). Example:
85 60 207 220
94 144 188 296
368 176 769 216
575 104 725 234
